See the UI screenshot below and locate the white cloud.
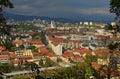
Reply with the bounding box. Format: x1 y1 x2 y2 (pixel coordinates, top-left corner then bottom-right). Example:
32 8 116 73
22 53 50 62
16 5 34 11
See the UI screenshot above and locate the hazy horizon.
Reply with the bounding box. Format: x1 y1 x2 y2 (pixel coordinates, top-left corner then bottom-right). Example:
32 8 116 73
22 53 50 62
6 0 115 18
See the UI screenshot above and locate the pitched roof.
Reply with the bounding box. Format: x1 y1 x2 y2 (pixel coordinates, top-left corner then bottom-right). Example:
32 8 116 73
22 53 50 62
10 53 16 57
32 52 42 56
25 38 32 43
0 46 6 51
45 52 56 57
91 62 101 70
13 39 23 44
62 50 74 58
11 59 19 64
0 55 10 59
17 55 32 59
39 46 49 53
94 35 108 40
32 40 43 45
74 48 92 54
94 48 109 58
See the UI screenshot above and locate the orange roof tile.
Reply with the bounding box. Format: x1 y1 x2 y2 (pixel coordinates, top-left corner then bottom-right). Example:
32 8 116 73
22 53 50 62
32 52 42 56
32 40 43 45
74 48 92 54
94 35 108 40
0 55 10 59
94 48 109 58
13 39 23 44
10 53 16 57
46 52 56 57
62 50 74 58
91 62 101 70
73 55 82 61
39 46 49 53
17 55 32 59
25 38 32 43
0 46 6 51
50 38 65 42
12 59 19 64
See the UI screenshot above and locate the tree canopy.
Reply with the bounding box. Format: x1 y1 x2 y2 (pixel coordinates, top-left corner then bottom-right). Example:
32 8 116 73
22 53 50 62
0 0 13 12
110 0 120 17
0 0 13 49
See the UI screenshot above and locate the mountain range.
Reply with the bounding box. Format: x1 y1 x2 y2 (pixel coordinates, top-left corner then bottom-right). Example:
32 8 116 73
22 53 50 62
4 12 115 23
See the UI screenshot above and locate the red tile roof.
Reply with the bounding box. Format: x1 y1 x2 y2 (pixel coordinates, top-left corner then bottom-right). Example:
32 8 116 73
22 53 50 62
32 52 42 56
50 38 80 44
32 40 43 45
73 55 83 61
109 37 120 41
10 53 16 57
94 35 108 40
17 55 32 59
13 39 23 45
74 48 92 55
12 59 19 64
91 62 101 70
0 46 6 51
94 48 109 58
50 38 64 42
39 46 49 53
0 55 10 59
62 50 74 58
62 50 83 61
46 52 56 57
25 38 32 43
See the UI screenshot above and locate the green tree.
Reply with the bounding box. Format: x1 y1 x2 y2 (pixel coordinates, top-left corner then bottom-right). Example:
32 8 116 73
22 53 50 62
109 0 120 36
0 63 13 73
12 75 30 79
84 54 97 64
28 62 40 76
107 42 120 79
0 0 13 49
40 31 48 45
110 0 120 17
0 75 3 79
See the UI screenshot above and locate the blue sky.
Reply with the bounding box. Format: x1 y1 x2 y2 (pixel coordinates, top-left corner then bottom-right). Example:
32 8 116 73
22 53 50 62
6 0 113 18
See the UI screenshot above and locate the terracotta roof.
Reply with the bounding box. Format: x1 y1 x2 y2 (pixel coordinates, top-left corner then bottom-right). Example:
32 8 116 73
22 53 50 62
109 37 120 41
50 38 80 44
17 55 32 59
25 38 32 43
32 40 43 45
0 46 6 51
73 55 82 61
74 48 92 55
50 38 65 42
0 55 10 59
0 51 10 55
13 39 23 44
94 48 109 58
94 35 108 40
12 59 19 64
46 52 56 57
91 62 101 70
10 53 16 57
39 46 49 53
32 52 42 56
62 50 74 58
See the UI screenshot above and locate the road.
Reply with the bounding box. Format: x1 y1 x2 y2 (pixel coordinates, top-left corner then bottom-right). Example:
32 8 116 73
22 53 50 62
3 66 61 79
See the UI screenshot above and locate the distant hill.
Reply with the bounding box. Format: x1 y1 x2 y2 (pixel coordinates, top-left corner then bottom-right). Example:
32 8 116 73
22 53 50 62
4 12 115 23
